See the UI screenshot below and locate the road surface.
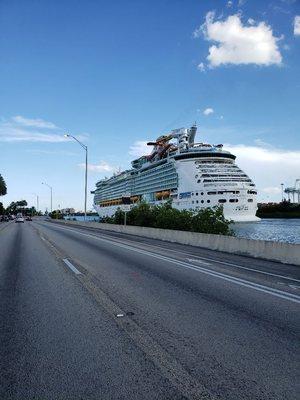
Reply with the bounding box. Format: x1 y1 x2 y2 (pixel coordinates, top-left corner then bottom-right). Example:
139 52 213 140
0 219 299 399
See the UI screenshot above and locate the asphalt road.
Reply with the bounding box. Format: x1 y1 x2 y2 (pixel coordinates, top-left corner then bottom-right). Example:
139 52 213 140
0 219 299 400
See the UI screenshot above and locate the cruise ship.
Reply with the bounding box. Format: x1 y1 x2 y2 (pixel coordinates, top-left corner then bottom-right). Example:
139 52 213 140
92 125 259 222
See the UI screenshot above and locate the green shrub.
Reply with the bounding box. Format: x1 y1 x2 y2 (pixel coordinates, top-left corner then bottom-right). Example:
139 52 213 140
102 201 233 236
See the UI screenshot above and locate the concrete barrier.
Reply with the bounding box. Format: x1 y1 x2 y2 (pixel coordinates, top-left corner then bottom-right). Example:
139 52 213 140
51 220 300 266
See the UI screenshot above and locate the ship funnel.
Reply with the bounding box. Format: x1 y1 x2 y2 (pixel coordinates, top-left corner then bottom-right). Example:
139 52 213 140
188 125 197 146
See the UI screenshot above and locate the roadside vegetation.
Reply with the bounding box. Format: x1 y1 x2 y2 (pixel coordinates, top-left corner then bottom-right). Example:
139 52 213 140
102 201 233 235
0 174 7 196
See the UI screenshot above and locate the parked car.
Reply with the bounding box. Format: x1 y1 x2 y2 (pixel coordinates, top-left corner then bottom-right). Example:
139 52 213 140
15 216 25 223
26 216 32 221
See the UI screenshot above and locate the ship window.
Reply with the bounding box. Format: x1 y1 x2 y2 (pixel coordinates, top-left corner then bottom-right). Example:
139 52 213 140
197 180 201 183
195 175 198 178
201 200 204 204
196 200 199 204
248 199 253 202
229 199 238 203
201 192 204 195
207 191 217 195
218 199 226 203
207 200 210 203
192 201 194 204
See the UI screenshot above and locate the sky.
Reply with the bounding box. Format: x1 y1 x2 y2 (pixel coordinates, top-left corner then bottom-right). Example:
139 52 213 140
0 0 299 211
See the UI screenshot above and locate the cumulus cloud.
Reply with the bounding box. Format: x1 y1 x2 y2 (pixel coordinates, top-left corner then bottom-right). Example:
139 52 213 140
0 115 87 143
203 108 214 115
227 1 233 8
129 140 149 157
294 16 300 36
78 161 116 173
195 12 282 67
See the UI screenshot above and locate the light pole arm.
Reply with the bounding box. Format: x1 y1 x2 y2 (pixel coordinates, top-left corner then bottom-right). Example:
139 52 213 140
66 134 87 150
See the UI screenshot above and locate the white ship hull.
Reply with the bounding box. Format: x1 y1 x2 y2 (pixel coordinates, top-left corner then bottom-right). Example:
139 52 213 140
93 125 259 223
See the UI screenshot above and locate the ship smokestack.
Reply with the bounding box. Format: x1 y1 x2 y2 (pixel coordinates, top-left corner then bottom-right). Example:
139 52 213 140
188 125 197 146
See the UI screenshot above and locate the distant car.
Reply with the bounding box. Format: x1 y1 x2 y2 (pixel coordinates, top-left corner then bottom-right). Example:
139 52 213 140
15 216 25 223
26 216 32 221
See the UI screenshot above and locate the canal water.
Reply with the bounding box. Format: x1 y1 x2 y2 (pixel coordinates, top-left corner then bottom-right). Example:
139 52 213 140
231 219 300 244
64 216 300 244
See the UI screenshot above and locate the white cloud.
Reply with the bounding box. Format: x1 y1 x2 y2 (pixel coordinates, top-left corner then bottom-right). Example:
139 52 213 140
12 115 58 129
203 107 214 115
197 62 206 72
129 140 149 157
294 16 300 36
195 12 282 67
0 126 67 142
79 161 116 173
0 116 87 143
262 187 281 195
227 1 233 8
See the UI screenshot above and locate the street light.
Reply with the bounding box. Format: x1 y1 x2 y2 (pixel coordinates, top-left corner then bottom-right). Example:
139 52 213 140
64 134 88 221
32 193 39 213
42 182 53 213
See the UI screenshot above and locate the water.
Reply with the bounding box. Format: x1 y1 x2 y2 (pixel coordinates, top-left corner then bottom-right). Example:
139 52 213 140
232 219 300 244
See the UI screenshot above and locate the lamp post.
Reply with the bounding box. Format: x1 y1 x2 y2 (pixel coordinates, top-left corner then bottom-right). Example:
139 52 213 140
64 134 88 221
42 182 53 213
32 193 39 213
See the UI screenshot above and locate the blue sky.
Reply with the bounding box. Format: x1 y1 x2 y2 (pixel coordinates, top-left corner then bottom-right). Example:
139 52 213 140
0 0 299 211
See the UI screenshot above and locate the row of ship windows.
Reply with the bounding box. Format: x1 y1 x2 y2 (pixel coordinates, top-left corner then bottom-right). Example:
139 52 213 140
198 179 252 183
195 160 234 165
192 190 257 196
191 199 254 204
195 174 248 179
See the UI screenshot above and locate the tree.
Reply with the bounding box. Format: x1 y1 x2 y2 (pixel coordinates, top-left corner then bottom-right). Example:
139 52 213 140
6 200 28 214
0 202 5 215
0 174 7 196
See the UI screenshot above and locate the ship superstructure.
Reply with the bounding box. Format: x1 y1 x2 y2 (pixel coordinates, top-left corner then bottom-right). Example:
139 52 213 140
93 125 259 222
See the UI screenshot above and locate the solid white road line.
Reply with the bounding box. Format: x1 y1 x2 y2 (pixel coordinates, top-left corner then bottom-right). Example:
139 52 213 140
185 254 300 284
45 224 300 304
56 224 300 284
63 258 82 275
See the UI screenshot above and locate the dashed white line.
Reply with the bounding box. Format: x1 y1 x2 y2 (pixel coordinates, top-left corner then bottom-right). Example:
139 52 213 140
63 258 82 275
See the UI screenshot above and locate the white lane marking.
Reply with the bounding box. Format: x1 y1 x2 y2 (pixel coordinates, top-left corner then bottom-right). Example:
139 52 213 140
187 258 212 266
52 223 300 284
49 222 300 284
63 258 82 275
45 224 300 304
187 254 300 284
